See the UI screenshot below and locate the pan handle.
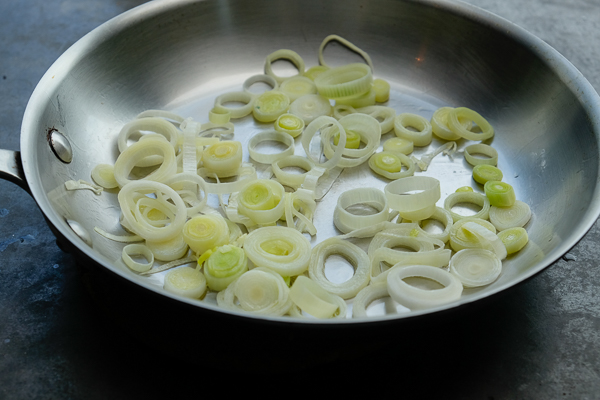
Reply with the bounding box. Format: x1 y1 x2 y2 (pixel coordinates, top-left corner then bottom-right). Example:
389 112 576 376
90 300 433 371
0 149 31 194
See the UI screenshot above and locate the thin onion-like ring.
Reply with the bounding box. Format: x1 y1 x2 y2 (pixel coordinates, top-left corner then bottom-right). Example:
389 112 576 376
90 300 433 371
274 113 305 138
322 113 381 168
122 243 154 273
272 155 315 189
352 282 390 318
464 144 498 166
489 200 532 231
213 91 255 119
163 267 207 299
314 63 373 100
91 164 118 189
198 163 257 195
248 130 295 164
113 137 177 187
302 116 346 170
165 172 208 218
333 187 390 234
252 90 291 123
208 107 231 124
384 176 440 220
237 179 285 225
449 217 496 252
318 34 375 73
443 191 491 222
430 107 467 141
447 107 494 141
243 74 279 94
308 237 370 299
394 113 433 147
117 117 179 167
369 152 416 180
335 88 377 108
386 264 463 310
264 49 306 84
118 180 187 242
146 234 189 262
279 76 317 102
243 226 311 276
357 105 396 134
403 206 453 243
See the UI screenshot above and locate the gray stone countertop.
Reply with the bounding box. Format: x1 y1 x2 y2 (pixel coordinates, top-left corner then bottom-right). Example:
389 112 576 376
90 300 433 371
1 0 599 398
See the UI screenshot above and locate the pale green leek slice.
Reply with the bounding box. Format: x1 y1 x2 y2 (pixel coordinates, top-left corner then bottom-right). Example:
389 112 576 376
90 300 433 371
122 243 154 273
498 227 529 254
449 217 496 252
473 164 503 185
394 113 433 147
203 244 248 292
447 107 494 141
117 117 179 167
383 137 413 155
333 129 361 149
279 76 317 102
449 248 502 287
264 49 306 84
243 226 311 276
213 91 255 119
373 78 390 103
368 151 416 180
484 180 516 207
271 155 315 189
113 137 177 187
202 141 243 179
289 94 332 125
274 113 305 138
322 113 381 168
357 105 396 134
248 130 295 164
464 144 498 166
208 107 231 124
318 34 375 72
253 90 291 122
146 233 190 262
182 214 230 255
303 65 329 81
302 116 346 170
163 267 207 299
460 221 507 260
314 63 373 100
352 282 390 318
243 74 278 94
237 179 285 225
335 87 377 108
489 200 532 231
430 107 469 141
384 176 440 220
456 186 474 193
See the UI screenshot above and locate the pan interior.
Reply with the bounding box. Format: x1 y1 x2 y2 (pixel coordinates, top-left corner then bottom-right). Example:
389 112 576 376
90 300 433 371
21 0 600 322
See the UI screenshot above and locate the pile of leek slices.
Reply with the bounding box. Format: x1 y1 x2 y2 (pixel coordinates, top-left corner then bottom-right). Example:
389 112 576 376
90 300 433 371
89 35 532 320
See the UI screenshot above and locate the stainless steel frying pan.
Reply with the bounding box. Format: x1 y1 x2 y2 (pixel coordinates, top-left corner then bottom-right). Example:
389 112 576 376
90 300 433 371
1 0 599 365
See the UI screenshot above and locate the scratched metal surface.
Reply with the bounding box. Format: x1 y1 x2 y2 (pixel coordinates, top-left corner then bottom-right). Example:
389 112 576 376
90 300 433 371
1 0 600 398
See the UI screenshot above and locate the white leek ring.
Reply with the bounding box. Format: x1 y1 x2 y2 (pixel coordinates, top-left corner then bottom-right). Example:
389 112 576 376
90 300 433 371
289 94 333 125
117 117 179 167
243 74 278 94
464 144 498 166
333 187 390 234
279 76 317 102
444 191 490 222
352 282 390 318
489 200 532 231
308 237 370 299
122 244 154 273
113 137 177 187
248 130 295 164
394 113 433 147
164 267 207 299
213 91 255 119
264 49 306 84
252 90 291 122
289 275 346 319
386 264 463 310
449 248 502 287
384 176 440 220
318 34 375 73
447 107 494 141
314 63 373 100
302 116 346 170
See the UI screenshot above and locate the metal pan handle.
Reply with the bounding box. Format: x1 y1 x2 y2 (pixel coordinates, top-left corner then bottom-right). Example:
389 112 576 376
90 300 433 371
0 149 31 193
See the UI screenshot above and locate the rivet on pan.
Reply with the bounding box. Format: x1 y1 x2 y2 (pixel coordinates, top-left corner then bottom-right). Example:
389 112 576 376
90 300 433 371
47 128 73 163
66 219 93 247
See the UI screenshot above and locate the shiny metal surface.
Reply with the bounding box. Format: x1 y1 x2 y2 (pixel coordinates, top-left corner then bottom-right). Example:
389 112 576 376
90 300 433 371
6 0 600 322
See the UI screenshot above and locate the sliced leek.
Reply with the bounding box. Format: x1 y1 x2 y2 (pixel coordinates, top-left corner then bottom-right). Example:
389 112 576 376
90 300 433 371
271 155 315 189
279 76 317 102
289 275 347 319
431 107 469 141
182 214 230 255
274 113 305 138
203 244 248 292
369 151 416 180
333 187 390 234
464 144 498 166
289 94 332 125
449 248 502 287
473 164 503 185
498 227 529 254
443 191 491 222
302 116 346 170
253 90 291 122
308 237 370 299
384 176 441 220
394 113 433 147
113 136 177 187
352 282 390 318
447 107 494 141
357 105 396 134
460 221 507 260
91 164 118 189
202 141 243 178
373 78 390 103
386 264 463 310
314 63 373 100
403 206 453 243
303 65 329 81
334 87 376 108
243 74 278 94
264 49 306 84
484 181 516 207
489 200 532 231
122 243 154 273
449 217 497 253
146 233 190 262
243 226 311 276
322 113 381 168
117 117 179 167
318 34 375 73
383 137 413 155
163 267 207 299
247 130 295 164
213 91 255 119
237 179 285 225
217 267 292 316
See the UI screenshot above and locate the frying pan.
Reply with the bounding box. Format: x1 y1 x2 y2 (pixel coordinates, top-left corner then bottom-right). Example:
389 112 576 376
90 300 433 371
1 0 600 367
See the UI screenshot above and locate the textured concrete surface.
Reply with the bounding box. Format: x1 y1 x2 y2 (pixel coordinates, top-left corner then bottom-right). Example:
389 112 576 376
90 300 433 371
1 0 599 398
